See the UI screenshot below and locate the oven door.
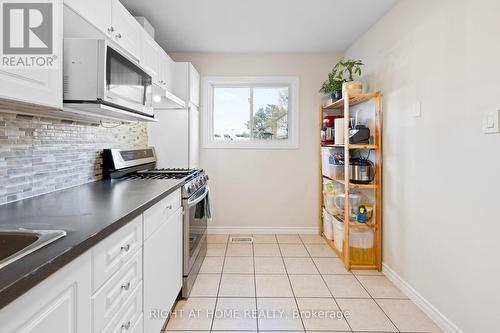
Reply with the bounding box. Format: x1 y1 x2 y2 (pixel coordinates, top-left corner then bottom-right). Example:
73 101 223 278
183 186 208 275
104 46 153 115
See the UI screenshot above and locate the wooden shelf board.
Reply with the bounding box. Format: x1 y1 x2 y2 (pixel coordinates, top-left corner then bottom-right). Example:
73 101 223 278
323 144 378 150
322 93 376 110
349 264 379 270
323 176 378 189
349 223 376 230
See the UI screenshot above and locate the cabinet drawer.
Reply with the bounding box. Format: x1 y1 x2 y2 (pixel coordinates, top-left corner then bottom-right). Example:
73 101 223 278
93 249 142 333
92 215 142 291
102 282 143 333
143 189 181 240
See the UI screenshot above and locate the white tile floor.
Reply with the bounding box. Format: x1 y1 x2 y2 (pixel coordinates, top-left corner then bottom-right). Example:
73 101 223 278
164 234 442 332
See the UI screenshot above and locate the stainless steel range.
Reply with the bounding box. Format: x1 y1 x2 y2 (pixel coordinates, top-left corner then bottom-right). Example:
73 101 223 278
103 147 209 298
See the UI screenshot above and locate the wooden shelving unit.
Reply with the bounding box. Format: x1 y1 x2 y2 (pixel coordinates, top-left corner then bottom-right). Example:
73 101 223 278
319 92 382 271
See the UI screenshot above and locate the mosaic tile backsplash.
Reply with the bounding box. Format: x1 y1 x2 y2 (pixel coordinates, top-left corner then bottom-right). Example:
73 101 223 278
0 112 148 205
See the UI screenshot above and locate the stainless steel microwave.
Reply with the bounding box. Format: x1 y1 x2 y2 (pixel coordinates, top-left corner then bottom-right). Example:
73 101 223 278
63 39 153 117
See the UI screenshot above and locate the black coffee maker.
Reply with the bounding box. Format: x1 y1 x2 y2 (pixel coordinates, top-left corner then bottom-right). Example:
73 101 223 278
349 125 370 144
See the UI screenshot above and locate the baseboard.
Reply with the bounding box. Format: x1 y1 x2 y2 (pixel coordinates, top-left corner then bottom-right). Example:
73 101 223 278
382 263 463 333
207 226 319 234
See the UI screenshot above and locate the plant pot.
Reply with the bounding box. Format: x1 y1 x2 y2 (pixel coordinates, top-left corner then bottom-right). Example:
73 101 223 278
342 81 363 94
330 90 343 100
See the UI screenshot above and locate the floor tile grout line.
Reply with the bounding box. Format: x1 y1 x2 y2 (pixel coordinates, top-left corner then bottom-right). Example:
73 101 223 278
351 273 401 332
299 234 354 333
251 234 259 331
209 238 229 332
206 235 418 333
276 234 307 332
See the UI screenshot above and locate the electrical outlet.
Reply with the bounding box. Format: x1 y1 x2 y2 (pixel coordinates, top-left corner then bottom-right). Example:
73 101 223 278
483 110 499 134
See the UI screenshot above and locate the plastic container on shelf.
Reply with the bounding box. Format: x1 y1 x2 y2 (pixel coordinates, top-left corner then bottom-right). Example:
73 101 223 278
333 216 344 253
349 229 375 265
321 147 334 178
322 209 334 240
323 191 341 216
329 164 344 179
322 177 334 193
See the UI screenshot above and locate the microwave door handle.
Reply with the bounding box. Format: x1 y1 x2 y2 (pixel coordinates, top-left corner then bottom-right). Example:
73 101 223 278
187 188 209 207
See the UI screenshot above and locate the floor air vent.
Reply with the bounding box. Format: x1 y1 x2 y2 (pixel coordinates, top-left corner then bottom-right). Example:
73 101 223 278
230 236 254 243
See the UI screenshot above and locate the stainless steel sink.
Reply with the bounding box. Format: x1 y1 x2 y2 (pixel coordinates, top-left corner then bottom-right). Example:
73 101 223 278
0 229 66 269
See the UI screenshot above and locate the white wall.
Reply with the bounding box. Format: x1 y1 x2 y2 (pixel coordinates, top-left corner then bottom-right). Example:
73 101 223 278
345 0 500 332
171 53 342 233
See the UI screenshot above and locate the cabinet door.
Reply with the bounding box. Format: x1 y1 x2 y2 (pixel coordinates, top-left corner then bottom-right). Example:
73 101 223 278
111 0 141 61
0 1 62 108
64 0 112 36
164 53 176 91
189 64 200 106
0 252 92 333
141 33 159 80
0 68 62 108
143 207 183 333
157 50 170 87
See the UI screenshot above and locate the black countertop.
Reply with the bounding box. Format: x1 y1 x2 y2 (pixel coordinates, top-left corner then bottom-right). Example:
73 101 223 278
0 178 184 310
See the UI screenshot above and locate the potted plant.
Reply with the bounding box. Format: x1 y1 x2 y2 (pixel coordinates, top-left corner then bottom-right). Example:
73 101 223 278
336 58 364 93
320 58 364 99
319 72 344 100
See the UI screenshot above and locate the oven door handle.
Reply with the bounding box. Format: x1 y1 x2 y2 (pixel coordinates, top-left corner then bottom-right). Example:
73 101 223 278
187 187 209 207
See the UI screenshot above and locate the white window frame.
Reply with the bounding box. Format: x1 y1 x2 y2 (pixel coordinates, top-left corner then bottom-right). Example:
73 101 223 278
202 76 299 149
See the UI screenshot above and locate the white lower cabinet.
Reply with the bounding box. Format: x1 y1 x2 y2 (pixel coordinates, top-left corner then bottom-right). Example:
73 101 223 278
102 282 143 333
143 207 183 333
0 251 92 333
0 189 183 333
92 249 143 333
92 215 143 291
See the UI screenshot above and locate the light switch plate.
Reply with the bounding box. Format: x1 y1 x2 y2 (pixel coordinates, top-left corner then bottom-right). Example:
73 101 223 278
483 110 499 134
413 101 422 118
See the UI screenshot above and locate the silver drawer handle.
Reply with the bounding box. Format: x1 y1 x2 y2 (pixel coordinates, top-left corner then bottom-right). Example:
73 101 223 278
107 26 114 33
166 204 173 209
121 321 131 330
121 282 131 290
121 244 130 252
116 33 122 39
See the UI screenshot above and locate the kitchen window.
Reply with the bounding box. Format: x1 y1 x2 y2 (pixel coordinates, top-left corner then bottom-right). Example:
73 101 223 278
203 76 299 149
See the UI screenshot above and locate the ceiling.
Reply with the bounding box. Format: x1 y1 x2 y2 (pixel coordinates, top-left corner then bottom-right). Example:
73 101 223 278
121 0 399 53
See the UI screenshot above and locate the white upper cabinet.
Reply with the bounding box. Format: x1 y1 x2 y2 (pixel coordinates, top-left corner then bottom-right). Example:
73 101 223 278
64 0 141 62
157 49 175 90
0 1 63 108
189 64 200 107
0 67 62 109
174 62 200 107
110 0 141 61
140 32 159 80
64 0 112 36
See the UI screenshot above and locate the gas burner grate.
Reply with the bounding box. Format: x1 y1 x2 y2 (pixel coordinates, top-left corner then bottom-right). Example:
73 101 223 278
131 168 201 180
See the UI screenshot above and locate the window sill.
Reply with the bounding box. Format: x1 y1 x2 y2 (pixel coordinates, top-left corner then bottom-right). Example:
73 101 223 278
203 140 299 150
